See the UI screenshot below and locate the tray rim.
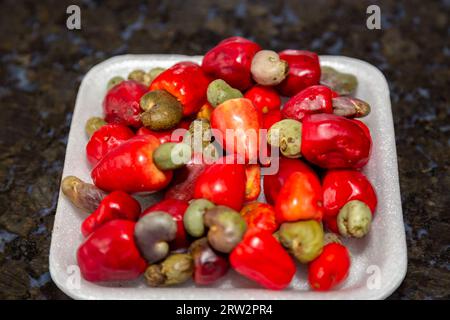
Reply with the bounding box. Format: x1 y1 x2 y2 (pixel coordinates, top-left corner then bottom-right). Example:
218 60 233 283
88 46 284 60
49 54 407 300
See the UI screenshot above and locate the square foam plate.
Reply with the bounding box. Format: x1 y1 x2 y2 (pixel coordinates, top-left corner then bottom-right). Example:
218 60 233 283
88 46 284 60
49 55 407 300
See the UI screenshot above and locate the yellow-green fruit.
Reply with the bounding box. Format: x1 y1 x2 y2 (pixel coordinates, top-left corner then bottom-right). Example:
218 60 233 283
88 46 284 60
128 69 152 86
337 200 372 238
144 253 193 287
268 119 302 158
85 117 107 136
153 142 191 171
148 67 166 83
279 220 324 263
183 199 215 238
106 76 124 90
140 90 183 130
207 79 243 107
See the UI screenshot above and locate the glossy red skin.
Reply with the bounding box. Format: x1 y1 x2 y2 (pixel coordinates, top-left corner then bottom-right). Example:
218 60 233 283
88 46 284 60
259 109 282 167
262 109 282 130
103 80 148 128
308 243 350 291
352 118 371 140
81 191 141 237
86 124 134 166
202 36 261 91
244 85 281 114
135 120 190 144
276 50 321 97
150 62 210 116
230 229 296 290
77 220 147 282
275 170 324 223
211 98 262 163
240 202 278 234
194 157 246 211
322 169 377 226
282 85 333 122
192 244 229 285
264 158 312 205
141 199 189 249
301 114 372 169
91 135 173 194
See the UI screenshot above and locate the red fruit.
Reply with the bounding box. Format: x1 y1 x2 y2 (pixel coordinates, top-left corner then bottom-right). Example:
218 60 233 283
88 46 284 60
103 80 148 128
202 36 261 91
150 62 210 116
240 202 278 233
308 242 351 291
141 198 189 249
164 154 208 202
275 169 323 223
262 109 282 130
282 85 334 122
323 215 339 233
301 114 372 169
194 157 246 211
136 127 171 143
244 85 281 114
135 120 190 144
86 124 134 166
91 135 173 194
230 228 296 290
211 98 262 163
81 191 141 237
190 238 229 285
276 50 321 97
264 157 311 205
322 170 377 222
77 220 147 282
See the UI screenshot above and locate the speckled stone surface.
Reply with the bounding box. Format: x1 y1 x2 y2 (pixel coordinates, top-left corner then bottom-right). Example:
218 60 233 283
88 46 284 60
0 0 448 300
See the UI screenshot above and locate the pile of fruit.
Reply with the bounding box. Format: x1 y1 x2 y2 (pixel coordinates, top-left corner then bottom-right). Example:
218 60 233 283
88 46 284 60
61 37 376 291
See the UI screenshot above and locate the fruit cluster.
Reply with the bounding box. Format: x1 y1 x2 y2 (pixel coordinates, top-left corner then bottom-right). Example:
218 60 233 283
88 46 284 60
62 36 376 291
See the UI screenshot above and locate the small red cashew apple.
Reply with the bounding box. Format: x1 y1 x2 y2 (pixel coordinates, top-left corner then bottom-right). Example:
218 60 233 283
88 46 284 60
202 36 261 91
77 220 147 282
150 62 210 116
322 170 377 236
103 80 148 128
276 50 321 97
81 191 141 237
86 124 134 167
308 242 351 291
91 135 173 194
301 114 372 169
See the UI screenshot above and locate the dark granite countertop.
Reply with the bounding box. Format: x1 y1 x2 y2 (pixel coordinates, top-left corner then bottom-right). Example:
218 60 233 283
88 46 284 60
0 0 448 299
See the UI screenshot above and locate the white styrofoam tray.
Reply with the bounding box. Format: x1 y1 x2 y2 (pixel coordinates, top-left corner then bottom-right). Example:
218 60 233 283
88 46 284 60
49 54 407 300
